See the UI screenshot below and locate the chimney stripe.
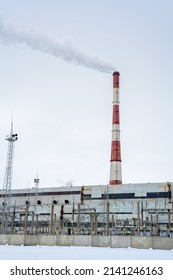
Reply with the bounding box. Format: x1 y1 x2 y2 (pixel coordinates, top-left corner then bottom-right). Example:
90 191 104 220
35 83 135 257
113 104 120 125
113 74 119 88
110 180 122 185
110 140 121 162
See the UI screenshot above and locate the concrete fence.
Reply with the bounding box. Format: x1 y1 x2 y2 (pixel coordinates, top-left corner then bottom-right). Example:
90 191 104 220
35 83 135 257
0 234 173 250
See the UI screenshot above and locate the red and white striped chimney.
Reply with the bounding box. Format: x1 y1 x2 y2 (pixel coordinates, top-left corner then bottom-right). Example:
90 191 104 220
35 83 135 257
109 71 122 185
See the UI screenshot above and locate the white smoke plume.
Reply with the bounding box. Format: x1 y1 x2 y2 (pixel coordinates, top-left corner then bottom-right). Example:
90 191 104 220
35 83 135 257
0 17 115 73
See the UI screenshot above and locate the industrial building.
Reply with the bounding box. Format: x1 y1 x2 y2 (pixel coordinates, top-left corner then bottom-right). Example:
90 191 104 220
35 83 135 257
0 72 173 237
0 182 172 236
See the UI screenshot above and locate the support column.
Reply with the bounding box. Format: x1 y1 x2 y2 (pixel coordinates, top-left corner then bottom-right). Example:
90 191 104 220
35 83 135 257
137 201 140 236
156 213 160 236
168 209 171 236
31 212 34 233
106 202 110 235
77 204 80 234
94 210 98 235
90 214 94 234
36 214 38 235
50 204 54 234
24 205 29 235
11 206 16 234
150 215 153 236
172 202 173 233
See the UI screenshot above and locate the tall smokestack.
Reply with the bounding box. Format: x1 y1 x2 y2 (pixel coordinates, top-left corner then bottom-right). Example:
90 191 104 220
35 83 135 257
109 71 122 185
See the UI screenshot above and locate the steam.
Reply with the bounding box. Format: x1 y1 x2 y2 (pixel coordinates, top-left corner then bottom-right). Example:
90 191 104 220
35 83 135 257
0 17 115 73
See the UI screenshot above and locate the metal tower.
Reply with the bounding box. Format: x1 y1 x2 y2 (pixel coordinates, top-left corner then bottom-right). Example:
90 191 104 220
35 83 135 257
1 121 18 233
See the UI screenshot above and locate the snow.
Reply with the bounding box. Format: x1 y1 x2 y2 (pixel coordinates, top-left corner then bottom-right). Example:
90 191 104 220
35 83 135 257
0 245 173 260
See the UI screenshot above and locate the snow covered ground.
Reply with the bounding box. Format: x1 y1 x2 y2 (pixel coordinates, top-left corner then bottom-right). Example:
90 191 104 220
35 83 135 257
0 245 173 260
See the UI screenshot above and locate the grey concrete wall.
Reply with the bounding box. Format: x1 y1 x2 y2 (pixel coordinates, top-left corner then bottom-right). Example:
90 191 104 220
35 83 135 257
0 235 9 245
92 235 110 247
9 234 25 246
111 235 131 248
131 236 153 249
40 235 56 246
152 237 173 250
0 234 172 250
73 235 91 247
56 235 73 246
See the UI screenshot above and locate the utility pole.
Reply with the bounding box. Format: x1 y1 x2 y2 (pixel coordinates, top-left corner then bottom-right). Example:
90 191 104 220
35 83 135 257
32 175 39 233
34 175 39 209
1 121 18 234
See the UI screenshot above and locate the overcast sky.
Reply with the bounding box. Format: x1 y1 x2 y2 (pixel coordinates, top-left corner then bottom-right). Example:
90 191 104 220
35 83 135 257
0 0 173 189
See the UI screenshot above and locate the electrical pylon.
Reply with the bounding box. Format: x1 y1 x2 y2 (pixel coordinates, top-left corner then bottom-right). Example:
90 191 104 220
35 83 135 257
1 121 18 233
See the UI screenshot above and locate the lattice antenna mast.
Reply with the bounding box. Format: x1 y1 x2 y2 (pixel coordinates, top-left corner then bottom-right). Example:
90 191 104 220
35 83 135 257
1 121 18 233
